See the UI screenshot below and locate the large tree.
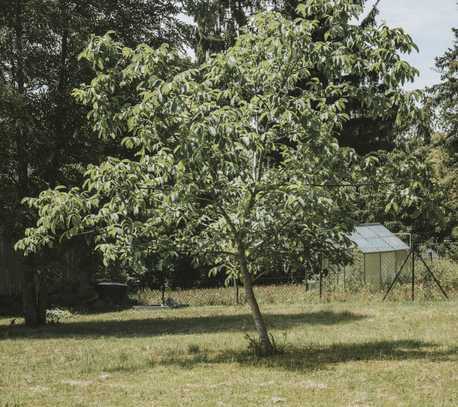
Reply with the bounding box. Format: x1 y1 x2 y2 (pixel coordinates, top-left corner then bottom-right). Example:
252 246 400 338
18 1 421 352
184 0 404 154
428 27 458 238
0 0 190 325
0 0 189 228
431 28 458 161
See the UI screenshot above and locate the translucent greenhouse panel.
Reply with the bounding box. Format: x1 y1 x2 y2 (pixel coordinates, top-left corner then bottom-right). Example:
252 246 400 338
358 226 379 239
349 224 411 253
365 253 381 287
383 236 410 252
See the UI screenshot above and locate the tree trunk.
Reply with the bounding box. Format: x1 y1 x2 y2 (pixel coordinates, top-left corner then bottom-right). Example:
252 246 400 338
36 272 48 325
238 245 273 355
45 1 69 183
77 241 97 301
14 0 40 327
14 0 28 194
22 257 47 327
22 263 39 326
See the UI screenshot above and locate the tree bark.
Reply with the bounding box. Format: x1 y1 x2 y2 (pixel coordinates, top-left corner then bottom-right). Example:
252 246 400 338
36 271 48 325
55 2 69 158
237 244 273 355
14 0 43 327
22 261 39 326
14 0 28 194
22 258 47 326
46 0 69 184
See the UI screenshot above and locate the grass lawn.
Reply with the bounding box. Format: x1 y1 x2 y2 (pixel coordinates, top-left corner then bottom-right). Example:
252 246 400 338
1 300 457 407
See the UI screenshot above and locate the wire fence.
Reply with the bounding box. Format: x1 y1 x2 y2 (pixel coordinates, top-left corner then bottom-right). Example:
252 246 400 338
136 274 309 307
135 241 458 306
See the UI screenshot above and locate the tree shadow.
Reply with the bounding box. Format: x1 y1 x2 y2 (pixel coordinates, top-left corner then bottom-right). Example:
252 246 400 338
0 310 365 340
158 339 458 373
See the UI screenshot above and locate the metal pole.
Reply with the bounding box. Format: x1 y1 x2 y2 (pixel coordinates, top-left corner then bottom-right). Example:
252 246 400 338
319 257 323 300
343 266 346 291
411 248 415 301
234 277 239 305
319 270 323 300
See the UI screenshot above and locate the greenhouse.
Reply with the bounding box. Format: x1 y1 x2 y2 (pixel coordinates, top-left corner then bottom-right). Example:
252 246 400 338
347 223 411 288
322 223 411 290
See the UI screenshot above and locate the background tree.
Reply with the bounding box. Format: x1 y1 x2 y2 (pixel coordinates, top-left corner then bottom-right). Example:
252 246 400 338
430 28 458 162
184 0 404 154
0 0 190 325
427 27 458 239
0 0 189 227
355 139 447 241
18 1 421 352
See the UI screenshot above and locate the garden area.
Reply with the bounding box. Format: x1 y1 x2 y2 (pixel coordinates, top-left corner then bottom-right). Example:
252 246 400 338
1 0 457 405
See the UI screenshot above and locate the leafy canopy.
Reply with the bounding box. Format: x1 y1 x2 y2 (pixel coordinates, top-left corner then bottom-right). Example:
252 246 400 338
17 1 422 278
430 28 458 161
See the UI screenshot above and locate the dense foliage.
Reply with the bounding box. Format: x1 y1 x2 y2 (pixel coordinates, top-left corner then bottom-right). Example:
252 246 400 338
0 0 190 235
16 1 430 350
428 27 458 239
0 0 191 326
431 28 458 162
185 0 413 154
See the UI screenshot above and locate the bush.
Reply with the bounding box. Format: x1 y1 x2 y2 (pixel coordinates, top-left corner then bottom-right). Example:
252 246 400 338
46 308 74 324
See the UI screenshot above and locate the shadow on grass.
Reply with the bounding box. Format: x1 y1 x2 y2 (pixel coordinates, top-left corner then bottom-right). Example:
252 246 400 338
157 339 458 372
0 310 365 340
71 339 458 375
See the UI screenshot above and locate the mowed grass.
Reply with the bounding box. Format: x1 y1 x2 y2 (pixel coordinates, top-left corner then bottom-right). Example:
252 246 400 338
1 300 457 407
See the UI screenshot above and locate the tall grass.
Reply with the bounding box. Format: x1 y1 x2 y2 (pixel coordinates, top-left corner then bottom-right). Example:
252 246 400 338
136 278 457 307
135 255 457 307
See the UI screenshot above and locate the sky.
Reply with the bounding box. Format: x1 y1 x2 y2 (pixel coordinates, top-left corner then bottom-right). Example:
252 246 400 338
371 0 456 89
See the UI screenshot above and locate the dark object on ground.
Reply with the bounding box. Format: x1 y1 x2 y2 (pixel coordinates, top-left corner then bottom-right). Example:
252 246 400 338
133 303 190 310
133 297 189 310
134 297 190 310
95 282 128 305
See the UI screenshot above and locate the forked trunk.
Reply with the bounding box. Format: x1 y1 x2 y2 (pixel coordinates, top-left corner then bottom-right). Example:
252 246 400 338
238 248 273 355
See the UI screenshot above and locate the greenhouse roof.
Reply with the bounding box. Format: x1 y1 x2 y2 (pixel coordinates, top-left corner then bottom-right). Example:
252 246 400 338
349 224 410 254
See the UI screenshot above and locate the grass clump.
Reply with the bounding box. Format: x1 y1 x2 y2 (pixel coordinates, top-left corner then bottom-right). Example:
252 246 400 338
187 344 201 354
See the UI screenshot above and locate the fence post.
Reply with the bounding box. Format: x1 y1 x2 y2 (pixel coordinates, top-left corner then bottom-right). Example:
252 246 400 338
234 277 239 305
343 266 346 291
305 270 309 292
161 284 165 305
411 248 415 302
319 258 323 300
